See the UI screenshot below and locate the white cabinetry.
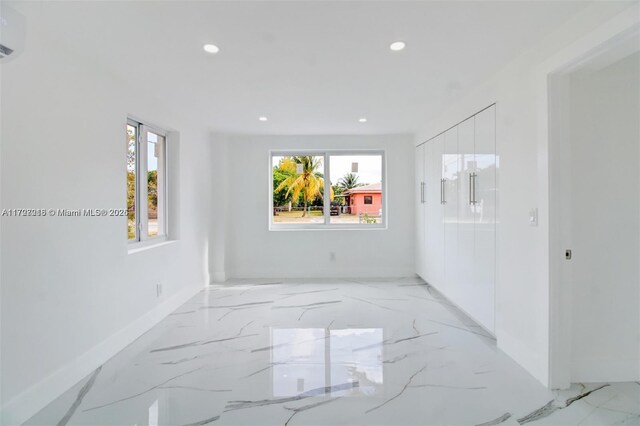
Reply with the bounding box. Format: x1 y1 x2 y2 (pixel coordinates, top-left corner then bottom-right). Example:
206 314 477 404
415 143 426 279
443 127 459 299
424 134 444 288
457 117 475 312
415 105 496 333
471 106 497 332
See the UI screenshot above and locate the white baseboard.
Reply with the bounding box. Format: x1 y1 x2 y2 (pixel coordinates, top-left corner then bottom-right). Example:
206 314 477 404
225 269 414 280
0 283 203 426
571 357 640 383
210 271 227 283
497 329 549 387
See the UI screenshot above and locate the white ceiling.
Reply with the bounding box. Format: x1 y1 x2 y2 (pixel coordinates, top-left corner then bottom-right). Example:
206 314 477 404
14 1 596 135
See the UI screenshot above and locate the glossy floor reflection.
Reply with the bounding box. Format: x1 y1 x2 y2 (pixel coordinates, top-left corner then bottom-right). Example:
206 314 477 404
27 279 640 425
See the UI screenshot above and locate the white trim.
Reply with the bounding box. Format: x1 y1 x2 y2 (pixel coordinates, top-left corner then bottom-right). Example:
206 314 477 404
543 3 640 389
497 329 549 386
0 283 203 426
210 271 227 283
323 154 331 225
127 118 170 246
139 124 150 240
571 358 640 383
127 238 174 254
126 114 170 137
426 279 496 339
269 225 388 232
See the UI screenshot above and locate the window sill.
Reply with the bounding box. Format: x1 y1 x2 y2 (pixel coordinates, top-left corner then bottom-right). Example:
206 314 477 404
128 238 176 254
269 225 387 231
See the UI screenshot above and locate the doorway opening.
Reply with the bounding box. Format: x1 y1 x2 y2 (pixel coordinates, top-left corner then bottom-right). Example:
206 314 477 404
548 28 640 388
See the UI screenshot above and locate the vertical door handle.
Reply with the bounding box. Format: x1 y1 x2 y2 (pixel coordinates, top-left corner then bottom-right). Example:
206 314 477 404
420 182 424 204
468 173 473 205
472 173 477 204
422 182 425 204
443 179 446 204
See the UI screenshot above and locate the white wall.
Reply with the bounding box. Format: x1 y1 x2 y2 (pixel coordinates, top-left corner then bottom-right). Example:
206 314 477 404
0 4 218 423
223 134 415 279
208 135 231 283
413 2 638 386
567 52 640 382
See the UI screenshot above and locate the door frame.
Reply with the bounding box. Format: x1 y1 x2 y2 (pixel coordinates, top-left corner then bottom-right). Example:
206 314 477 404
543 9 640 388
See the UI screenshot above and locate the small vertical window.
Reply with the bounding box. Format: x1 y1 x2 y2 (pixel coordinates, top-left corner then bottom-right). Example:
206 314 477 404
146 131 166 237
127 119 168 244
127 124 137 241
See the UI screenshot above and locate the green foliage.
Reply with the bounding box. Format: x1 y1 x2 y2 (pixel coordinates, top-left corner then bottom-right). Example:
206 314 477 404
337 172 364 191
362 213 378 224
147 170 158 210
273 167 293 207
332 184 345 205
127 127 136 239
126 126 158 239
127 128 136 170
273 156 333 216
127 171 136 239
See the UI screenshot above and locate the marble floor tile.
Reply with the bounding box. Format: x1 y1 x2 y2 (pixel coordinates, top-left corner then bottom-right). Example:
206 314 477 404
25 279 640 425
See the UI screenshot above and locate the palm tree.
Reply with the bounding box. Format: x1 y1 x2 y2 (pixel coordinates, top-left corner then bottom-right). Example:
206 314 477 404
275 156 333 217
337 172 365 191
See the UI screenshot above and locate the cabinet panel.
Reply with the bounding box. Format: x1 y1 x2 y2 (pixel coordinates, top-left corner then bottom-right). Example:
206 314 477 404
417 105 496 335
457 117 475 311
473 105 496 332
415 144 426 279
422 143 428 279
425 135 444 288
443 127 459 298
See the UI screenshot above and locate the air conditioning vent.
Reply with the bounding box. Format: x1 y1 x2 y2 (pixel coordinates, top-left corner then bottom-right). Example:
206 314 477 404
0 44 14 57
0 5 26 63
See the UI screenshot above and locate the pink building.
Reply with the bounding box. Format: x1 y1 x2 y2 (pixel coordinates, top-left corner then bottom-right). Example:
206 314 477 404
346 183 382 216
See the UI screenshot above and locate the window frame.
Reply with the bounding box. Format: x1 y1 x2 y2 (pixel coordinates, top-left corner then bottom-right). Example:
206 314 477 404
269 149 387 231
127 118 169 247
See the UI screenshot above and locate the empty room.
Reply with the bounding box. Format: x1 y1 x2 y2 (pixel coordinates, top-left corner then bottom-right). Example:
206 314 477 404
1 1 639 425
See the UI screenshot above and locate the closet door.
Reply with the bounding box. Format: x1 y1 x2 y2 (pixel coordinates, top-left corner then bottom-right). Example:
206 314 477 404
473 105 496 332
415 144 426 279
422 142 429 280
425 135 444 288
443 127 459 297
457 117 475 310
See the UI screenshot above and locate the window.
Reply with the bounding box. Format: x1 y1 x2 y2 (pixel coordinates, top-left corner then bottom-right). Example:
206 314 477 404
270 151 385 229
127 119 167 243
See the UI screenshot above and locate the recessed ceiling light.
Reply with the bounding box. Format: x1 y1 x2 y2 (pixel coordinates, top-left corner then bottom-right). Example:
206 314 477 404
259 116 268 122
203 44 220 54
359 118 367 123
389 41 406 51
